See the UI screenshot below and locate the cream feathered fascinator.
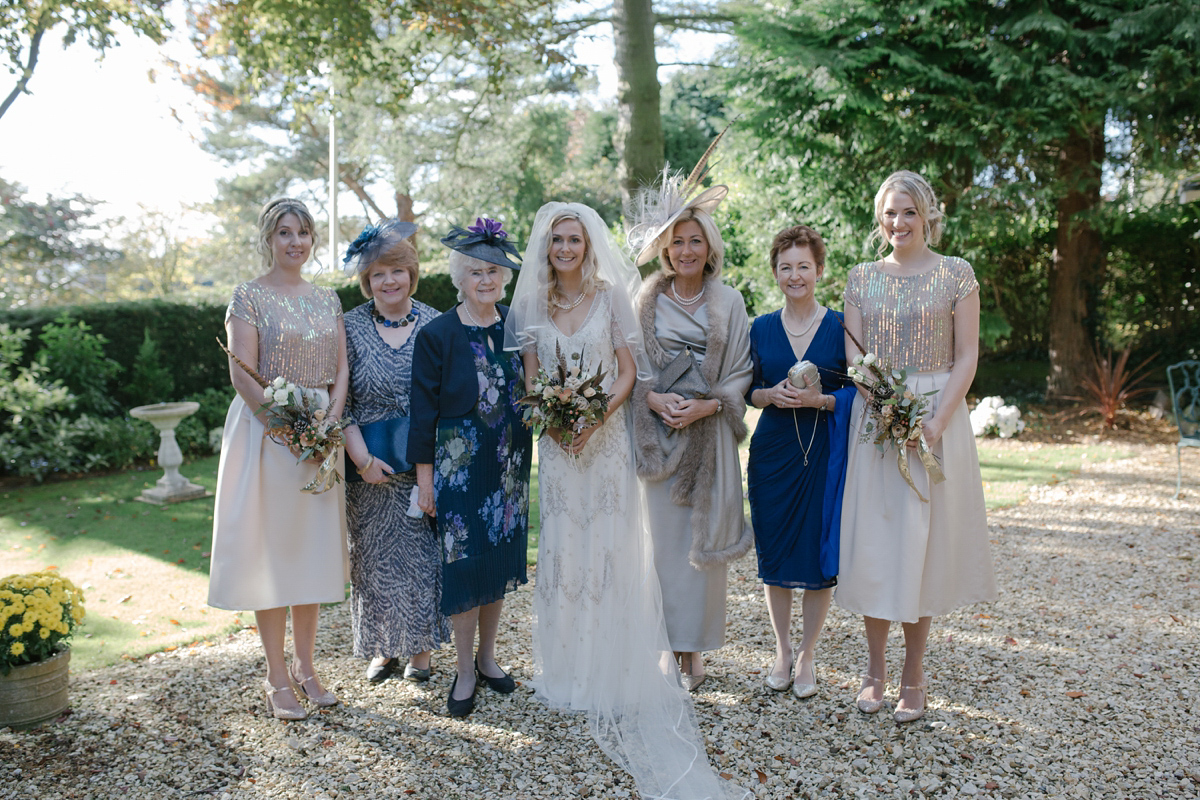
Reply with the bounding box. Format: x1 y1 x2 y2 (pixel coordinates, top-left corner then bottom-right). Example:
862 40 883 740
625 125 731 267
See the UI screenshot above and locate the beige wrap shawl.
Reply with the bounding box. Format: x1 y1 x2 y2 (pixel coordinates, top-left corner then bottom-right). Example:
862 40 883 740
632 271 754 568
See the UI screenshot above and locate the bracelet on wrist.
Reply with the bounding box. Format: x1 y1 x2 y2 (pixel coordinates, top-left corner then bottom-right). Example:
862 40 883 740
356 454 375 475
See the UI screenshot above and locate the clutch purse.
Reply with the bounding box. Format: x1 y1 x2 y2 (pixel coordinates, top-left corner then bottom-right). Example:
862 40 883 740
656 345 711 399
345 416 412 483
788 360 820 389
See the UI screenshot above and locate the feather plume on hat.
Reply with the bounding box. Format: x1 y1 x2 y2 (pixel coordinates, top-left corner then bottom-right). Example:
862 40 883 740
625 123 731 267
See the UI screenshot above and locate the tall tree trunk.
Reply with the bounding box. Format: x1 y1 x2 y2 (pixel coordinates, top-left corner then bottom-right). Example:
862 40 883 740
1046 123 1105 399
612 0 664 203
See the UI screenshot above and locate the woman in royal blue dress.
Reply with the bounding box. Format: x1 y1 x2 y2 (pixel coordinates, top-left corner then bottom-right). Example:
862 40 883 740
408 218 532 718
746 225 855 699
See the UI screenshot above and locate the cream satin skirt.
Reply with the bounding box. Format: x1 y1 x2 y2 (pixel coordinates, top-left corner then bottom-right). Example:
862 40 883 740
836 371 997 622
208 394 349 611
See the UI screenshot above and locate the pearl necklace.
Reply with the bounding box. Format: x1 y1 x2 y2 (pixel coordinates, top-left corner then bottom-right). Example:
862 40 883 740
371 301 416 328
553 290 586 310
781 305 822 338
672 281 705 306
462 303 500 327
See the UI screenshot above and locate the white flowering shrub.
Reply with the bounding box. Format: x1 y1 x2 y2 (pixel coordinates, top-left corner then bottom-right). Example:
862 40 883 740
970 396 1026 438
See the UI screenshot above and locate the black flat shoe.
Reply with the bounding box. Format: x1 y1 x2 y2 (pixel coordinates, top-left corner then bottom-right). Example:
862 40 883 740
447 674 475 718
403 664 431 683
366 659 397 684
475 656 516 694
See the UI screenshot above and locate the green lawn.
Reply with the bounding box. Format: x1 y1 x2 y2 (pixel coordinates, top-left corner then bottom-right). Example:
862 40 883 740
977 442 1130 509
0 456 241 670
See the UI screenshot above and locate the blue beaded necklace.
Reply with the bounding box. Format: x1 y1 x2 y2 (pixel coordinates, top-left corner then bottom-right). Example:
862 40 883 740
371 300 416 328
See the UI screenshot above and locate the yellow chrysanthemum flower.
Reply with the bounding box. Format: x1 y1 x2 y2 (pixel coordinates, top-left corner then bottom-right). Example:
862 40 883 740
10 642 24 656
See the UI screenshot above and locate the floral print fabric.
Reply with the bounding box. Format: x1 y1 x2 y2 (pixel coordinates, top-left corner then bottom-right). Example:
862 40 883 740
435 321 531 616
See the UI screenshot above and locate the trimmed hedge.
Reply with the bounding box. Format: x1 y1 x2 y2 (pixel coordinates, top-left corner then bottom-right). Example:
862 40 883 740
0 273 462 401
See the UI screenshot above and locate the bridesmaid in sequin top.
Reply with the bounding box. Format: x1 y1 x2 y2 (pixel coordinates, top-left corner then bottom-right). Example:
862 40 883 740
837 171 997 724
208 198 350 721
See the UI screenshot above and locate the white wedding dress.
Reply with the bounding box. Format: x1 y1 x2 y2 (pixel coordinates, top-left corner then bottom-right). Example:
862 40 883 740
531 289 746 800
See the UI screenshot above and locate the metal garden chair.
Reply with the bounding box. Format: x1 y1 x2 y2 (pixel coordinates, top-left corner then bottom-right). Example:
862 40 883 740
1167 360 1200 498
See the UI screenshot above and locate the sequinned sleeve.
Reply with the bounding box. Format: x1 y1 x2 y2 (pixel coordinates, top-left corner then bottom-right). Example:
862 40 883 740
843 265 864 309
953 259 980 305
226 282 258 327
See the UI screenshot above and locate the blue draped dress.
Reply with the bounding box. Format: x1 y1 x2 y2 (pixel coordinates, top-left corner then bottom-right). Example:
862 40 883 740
746 310 854 588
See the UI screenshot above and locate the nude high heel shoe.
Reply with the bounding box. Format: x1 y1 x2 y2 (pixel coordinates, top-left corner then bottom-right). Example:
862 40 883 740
893 683 927 724
263 680 307 721
856 674 886 714
290 663 338 707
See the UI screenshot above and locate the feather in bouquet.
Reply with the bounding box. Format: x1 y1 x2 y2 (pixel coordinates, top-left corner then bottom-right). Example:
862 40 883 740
843 328 944 502
217 339 345 494
518 341 609 453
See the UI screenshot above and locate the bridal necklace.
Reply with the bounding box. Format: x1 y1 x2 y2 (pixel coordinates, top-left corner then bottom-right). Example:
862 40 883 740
462 303 500 327
781 304 821 338
371 300 416 328
553 290 586 310
672 280 705 306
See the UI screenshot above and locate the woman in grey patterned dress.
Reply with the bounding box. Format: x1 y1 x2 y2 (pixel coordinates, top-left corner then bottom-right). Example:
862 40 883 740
342 220 450 684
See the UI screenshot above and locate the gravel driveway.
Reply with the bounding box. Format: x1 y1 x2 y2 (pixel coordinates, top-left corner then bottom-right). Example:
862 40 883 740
3 443 1197 799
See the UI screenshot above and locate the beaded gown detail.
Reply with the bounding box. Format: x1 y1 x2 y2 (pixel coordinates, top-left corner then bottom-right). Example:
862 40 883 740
837 258 997 621
530 289 747 800
344 300 450 659
208 282 349 611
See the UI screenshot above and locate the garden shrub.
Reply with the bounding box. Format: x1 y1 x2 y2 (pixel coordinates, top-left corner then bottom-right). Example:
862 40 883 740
35 315 123 415
127 329 175 407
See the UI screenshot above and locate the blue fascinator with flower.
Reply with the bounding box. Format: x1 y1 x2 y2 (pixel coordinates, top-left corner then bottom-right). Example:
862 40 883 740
342 218 419 276
440 217 522 270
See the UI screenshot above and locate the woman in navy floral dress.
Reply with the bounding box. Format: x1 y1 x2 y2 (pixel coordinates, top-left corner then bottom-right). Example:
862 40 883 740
409 219 531 718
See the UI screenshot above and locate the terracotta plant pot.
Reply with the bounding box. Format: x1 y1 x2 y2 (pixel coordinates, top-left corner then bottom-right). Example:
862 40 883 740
0 649 71 730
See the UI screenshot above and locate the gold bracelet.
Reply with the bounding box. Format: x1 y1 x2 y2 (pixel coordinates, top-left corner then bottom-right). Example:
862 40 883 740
356 454 375 475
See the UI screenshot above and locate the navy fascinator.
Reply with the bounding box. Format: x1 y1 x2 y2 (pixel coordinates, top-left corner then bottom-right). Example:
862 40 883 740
440 217 522 270
342 219 419 276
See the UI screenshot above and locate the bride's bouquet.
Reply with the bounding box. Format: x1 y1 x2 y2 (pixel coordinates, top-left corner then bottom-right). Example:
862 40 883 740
844 331 944 502
218 339 345 494
519 342 610 450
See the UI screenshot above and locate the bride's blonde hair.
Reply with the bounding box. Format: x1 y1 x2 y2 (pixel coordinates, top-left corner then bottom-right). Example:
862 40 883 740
545 210 608 308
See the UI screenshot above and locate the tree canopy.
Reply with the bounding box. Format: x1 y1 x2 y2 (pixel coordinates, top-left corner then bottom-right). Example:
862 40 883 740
1 0 170 120
733 0 1200 395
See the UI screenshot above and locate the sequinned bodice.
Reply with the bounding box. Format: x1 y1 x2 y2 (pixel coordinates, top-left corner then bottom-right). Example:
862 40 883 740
226 281 342 387
843 257 978 372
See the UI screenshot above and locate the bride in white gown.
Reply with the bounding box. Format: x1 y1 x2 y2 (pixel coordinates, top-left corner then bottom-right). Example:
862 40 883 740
505 202 747 800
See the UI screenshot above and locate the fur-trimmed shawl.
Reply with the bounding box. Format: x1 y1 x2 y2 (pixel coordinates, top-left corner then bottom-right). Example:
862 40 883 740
632 271 754 568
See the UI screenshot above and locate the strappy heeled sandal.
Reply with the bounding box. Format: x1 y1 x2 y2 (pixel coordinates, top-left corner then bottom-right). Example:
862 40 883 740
290 663 338 707
263 679 307 720
893 683 927 724
856 674 887 714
